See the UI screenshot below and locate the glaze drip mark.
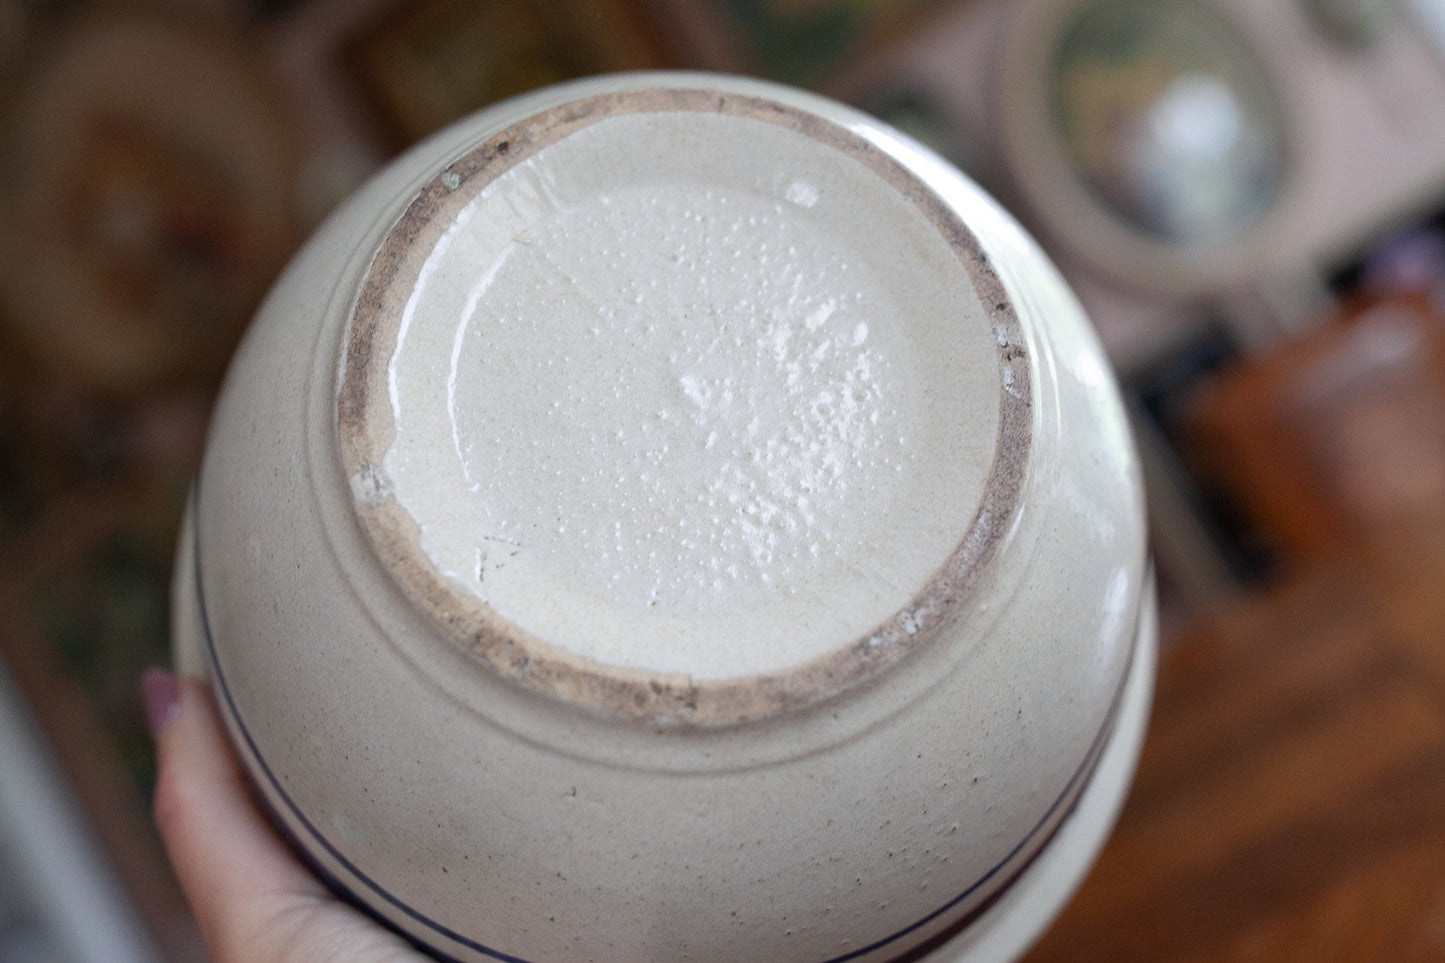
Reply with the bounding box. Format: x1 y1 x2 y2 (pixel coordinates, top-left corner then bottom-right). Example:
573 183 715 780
337 87 1033 724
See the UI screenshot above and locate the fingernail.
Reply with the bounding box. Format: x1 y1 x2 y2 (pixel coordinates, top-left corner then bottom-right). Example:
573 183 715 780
142 668 180 737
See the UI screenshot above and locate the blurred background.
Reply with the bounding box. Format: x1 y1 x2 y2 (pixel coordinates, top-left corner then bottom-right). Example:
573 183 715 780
1 0 1444 959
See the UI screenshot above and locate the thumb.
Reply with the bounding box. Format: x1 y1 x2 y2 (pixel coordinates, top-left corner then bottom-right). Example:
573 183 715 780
145 670 328 943
144 669 423 963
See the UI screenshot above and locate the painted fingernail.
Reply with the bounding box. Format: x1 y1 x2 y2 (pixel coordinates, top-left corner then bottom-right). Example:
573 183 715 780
142 668 180 737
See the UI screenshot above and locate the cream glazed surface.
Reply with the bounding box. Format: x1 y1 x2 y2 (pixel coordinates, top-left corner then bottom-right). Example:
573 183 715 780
182 73 1152 963
368 107 998 680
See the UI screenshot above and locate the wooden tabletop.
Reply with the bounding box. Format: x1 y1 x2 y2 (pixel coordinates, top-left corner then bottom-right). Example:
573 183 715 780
1024 540 1445 962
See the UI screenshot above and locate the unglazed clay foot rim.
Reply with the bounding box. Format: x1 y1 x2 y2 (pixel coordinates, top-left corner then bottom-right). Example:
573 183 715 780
337 87 1033 725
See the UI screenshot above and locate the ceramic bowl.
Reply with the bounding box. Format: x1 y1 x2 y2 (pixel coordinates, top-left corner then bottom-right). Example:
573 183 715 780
171 72 1154 962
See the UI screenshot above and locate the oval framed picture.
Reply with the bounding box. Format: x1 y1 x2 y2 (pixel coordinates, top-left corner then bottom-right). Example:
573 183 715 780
996 0 1304 295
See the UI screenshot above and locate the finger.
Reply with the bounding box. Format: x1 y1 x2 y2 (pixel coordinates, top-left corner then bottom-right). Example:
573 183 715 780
146 670 328 944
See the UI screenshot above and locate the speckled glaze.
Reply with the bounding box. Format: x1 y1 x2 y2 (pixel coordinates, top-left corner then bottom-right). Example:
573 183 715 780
172 73 1154 962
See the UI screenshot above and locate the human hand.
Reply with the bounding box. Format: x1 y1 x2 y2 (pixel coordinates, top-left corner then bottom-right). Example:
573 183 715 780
144 669 429 963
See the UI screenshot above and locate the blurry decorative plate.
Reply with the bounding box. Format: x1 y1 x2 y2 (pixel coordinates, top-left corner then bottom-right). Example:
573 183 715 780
0 13 299 394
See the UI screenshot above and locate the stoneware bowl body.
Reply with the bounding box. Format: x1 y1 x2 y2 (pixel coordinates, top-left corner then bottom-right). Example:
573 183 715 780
172 72 1155 963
